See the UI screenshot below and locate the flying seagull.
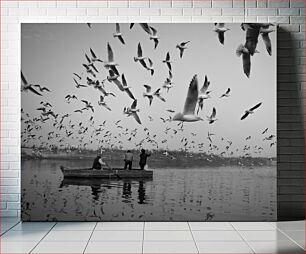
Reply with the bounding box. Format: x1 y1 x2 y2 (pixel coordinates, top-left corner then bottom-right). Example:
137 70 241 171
124 100 141 124
260 27 274 56
207 107 217 124
130 23 151 35
213 23 230 45
197 75 211 114
162 52 172 71
220 88 231 98
104 43 119 75
172 75 203 122
240 102 262 120
143 85 166 106
98 95 111 111
21 71 42 96
90 48 103 63
236 44 251 78
176 41 190 58
149 26 159 49
107 70 124 91
134 43 149 70
113 23 125 45
121 74 135 100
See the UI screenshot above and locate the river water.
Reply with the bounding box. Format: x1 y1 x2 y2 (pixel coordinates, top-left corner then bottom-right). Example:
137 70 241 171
21 159 276 221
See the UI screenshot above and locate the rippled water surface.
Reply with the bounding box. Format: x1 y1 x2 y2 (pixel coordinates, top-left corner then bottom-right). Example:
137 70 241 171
21 159 276 221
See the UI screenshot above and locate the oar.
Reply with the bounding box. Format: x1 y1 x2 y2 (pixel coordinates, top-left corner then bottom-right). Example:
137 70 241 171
105 162 121 180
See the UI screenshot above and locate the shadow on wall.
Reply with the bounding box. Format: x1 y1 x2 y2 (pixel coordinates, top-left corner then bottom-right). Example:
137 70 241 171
277 27 305 221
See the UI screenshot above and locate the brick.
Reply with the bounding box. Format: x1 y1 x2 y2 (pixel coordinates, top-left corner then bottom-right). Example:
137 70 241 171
290 0 305 7
107 16 129 22
1 210 18 217
0 171 19 178
7 202 20 210
172 0 193 7
140 8 160 16
172 16 193 22
8 8 29 16
108 0 129 7
56 1 77 8
278 8 300 15
150 0 172 7
66 8 87 16
257 16 269 22
0 178 19 186
202 8 222 15
77 1 107 7
47 8 67 16
183 8 202 15
212 0 233 7
118 8 139 15
247 8 278 15
233 0 244 7
2 1 18 7
222 8 245 15
193 0 212 7
268 0 290 7
38 1 56 8
129 0 150 7
245 0 256 7
0 194 19 202
86 8 99 16
99 8 118 16
1 186 20 194
257 0 267 7
290 16 305 23
29 8 47 16
278 24 300 32
161 8 183 16
149 16 172 22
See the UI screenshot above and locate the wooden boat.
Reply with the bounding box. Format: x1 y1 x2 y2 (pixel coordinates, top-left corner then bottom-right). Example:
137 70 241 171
60 166 153 179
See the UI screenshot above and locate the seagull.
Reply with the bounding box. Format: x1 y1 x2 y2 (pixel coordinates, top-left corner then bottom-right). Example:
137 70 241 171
113 23 125 45
82 64 96 78
176 41 190 58
73 78 87 88
143 85 166 106
149 26 159 49
240 102 262 120
33 84 50 92
81 100 94 112
65 94 78 103
74 109 83 114
220 88 231 98
146 58 154 76
213 23 230 45
90 48 103 63
121 74 135 100
172 75 203 122
21 71 42 96
73 73 82 80
98 95 111 111
85 54 99 73
260 27 274 56
197 75 211 114
130 23 151 35
162 71 174 92
262 128 268 134
87 23 92 29
93 81 115 97
134 43 148 70
124 100 141 124
207 107 217 124
107 70 124 91
162 52 172 71
236 44 251 78
104 43 119 75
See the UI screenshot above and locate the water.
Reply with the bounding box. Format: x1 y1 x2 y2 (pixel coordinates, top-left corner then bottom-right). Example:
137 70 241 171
21 159 276 221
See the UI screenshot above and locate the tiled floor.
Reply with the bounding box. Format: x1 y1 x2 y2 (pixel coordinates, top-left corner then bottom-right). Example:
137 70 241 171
0 219 304 253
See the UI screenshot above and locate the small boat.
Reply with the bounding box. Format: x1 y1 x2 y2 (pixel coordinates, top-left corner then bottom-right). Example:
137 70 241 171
60 166 153 179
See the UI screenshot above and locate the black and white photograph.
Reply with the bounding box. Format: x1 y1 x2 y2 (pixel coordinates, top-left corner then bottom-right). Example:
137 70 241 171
21 23 276 221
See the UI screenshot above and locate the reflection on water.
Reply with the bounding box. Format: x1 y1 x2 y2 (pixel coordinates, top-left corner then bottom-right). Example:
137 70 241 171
21 159 276 221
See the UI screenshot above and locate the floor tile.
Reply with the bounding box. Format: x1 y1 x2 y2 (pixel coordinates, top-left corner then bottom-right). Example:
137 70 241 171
232 222 276 231
239 230 291 241
248 240 305 253
95 222 143 231
189 222 234 231
196 241 254 253
0 241 38 253
143 241 198 253
192 230 243 241
276 221 305 231
144 222 190 231
52 222 96 231
32 241 87 253
85 241 143 253
42 230 92 242
282 230 305 249
1 218 21 224
11 222 55 231
1 230 48 242
144 230 193 241
90 230 143 241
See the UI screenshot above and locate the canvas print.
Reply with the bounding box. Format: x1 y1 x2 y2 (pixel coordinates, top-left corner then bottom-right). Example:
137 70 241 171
21 23 276 221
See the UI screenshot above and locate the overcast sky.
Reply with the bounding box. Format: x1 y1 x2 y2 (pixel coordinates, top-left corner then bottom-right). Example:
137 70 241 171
21 23 276 157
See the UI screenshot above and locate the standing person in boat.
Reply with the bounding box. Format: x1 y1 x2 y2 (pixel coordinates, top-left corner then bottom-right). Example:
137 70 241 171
139 149 151 170
92 154 106 170
124 150 133 170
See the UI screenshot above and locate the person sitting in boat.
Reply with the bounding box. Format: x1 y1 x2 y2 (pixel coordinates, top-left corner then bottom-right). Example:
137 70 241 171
92 155 106 170
124 150 133 170
139 149 151 170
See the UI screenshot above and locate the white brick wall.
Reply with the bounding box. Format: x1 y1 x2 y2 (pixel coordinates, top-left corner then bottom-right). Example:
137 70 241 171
0 0 305 218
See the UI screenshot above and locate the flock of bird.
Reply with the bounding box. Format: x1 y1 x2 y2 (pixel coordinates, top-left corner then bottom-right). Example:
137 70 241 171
21 23 276 157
